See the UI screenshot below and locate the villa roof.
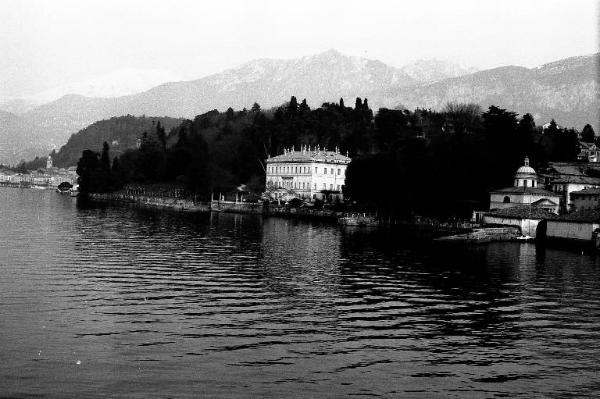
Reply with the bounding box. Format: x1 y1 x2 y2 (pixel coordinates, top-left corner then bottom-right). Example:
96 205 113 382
545 162 587 176
548 209 600 223
570 188 600 197
267 148 351 164
550 175 600 185
486 206 555 219
490 186 559 196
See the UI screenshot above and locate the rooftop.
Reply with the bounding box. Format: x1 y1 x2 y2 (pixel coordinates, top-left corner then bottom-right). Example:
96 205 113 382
570 188 600 196
490 186 559 196
550 175 600 185
544 162 587 176
267 146 351 164
486 206 556 219
548 209 600 223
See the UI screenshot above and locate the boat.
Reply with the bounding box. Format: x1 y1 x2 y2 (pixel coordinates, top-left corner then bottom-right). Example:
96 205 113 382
516 234 534 241
69 185 79 197
338 214 380 227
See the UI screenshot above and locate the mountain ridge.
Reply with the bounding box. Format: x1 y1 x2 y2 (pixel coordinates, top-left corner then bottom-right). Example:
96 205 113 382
0 50 597 164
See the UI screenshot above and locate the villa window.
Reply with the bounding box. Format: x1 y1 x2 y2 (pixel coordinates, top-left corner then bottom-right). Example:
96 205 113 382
324 168 327 174
337 169 341 175
503 196 510 203
330 168 333 174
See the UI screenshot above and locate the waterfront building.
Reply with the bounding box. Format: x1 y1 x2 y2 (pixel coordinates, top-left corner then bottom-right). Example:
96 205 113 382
546 210 600 243
265 146 351 201
483 206 554 238
489 157 560 214
570 188 600 211
538 162 600 213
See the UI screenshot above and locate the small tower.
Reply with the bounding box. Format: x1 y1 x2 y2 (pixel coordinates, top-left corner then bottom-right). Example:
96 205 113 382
46 155 53 169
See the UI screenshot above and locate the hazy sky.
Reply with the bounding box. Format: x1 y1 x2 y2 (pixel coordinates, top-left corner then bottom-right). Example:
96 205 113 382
1 0 598 98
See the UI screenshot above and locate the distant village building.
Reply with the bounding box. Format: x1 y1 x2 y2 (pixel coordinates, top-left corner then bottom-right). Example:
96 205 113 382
265 146 350 201
578 142 600 163
489 157 560 214
570 188 600 212
538 162 600 212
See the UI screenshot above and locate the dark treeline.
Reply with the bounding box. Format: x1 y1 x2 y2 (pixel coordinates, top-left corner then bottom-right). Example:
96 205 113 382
77 97 595 218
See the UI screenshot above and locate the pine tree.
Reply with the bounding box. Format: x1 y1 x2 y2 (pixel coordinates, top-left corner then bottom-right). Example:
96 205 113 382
156 121 167 151
287 96 298 115
355 97 363 110
582 124 595 143
299 98 310 114
100 142 110 171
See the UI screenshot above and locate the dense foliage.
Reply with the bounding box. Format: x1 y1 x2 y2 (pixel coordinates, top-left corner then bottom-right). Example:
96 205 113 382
77 97 593 218
53 115 183 168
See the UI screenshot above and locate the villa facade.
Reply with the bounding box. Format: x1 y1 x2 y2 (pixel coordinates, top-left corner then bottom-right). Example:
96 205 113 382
265 146 350 201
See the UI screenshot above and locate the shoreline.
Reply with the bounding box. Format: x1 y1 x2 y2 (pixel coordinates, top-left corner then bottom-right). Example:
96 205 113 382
86 192 346 223
86 192 474 235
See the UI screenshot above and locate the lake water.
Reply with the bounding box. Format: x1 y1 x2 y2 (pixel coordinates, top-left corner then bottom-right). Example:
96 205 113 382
1 188 600 398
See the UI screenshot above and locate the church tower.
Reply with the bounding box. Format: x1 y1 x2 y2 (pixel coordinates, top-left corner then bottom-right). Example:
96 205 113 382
46 155 53 169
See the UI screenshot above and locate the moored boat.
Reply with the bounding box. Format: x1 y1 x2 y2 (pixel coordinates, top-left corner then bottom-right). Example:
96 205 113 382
338 214 380 227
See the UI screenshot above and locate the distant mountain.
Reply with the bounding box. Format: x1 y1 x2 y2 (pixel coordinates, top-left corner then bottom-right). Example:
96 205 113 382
51 115 184 168
0 50 597 165
0 110 41 165
399 59 478 83
0 98 41 115
371 54 599 129
29 68 180 103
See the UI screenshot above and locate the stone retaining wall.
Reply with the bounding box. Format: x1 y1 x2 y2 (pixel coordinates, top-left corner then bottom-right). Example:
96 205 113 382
435 227 521 243
89 192 211 212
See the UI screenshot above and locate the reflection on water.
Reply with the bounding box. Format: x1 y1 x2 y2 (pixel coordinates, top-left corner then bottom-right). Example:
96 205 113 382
1 188 600 398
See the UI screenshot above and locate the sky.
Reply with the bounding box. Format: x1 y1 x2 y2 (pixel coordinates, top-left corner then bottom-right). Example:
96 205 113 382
0 0 598 99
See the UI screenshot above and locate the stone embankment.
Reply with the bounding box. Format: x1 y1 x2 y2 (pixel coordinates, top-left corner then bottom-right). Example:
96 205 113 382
87 192 343 221
89 192 211 212
435 227 520 243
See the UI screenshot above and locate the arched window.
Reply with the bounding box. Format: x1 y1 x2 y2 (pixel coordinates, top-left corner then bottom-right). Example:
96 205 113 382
503 196 511 203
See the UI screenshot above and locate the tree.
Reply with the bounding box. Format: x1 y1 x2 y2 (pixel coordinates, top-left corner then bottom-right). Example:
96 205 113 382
156 121 167 151
339 98 345 108
299 98 310 114
582 124 595 143
287 96 298 115
355 97 363 110
76 150 100 194
100 142 111 171
251 102 261 113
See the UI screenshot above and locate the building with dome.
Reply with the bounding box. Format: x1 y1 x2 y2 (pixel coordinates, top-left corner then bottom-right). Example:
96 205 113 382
265 146 351 201
489 157 560 214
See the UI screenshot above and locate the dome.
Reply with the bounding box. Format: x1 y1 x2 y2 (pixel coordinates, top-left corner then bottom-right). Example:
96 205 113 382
513 157 538 188
515 165 536 177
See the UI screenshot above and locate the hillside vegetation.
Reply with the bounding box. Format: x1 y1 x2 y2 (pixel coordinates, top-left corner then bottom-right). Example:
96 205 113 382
51 115 183 167
77 97 595 219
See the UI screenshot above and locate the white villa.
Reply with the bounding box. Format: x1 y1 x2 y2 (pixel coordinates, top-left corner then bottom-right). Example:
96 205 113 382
265 146 351 201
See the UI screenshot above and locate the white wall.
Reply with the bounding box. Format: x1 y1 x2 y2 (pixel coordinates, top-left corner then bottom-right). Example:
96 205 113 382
546 220 599 241
483 215 542 237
